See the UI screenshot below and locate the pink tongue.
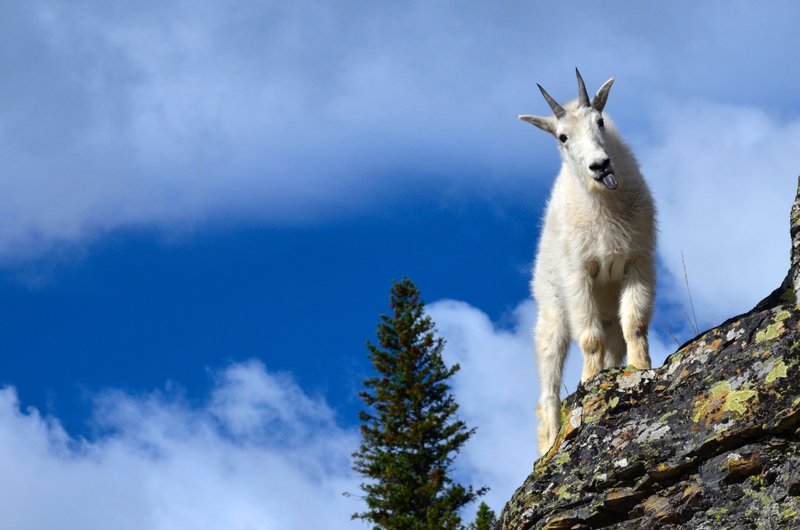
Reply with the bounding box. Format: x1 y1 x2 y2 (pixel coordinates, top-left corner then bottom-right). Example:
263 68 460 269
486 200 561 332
602 173 618 190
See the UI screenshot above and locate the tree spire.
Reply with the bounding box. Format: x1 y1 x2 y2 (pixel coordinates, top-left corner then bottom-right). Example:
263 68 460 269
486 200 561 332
351 278 486 530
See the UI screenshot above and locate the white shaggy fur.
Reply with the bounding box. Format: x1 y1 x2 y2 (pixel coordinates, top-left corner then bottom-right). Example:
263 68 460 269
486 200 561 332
519 71 656 455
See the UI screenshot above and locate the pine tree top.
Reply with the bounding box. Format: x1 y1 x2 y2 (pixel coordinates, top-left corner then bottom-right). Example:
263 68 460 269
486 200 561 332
351 278 486 530
469 502 497 530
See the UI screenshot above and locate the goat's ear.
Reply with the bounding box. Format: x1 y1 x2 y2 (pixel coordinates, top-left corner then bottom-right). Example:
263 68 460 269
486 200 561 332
592 77 615 112
518 114 556 135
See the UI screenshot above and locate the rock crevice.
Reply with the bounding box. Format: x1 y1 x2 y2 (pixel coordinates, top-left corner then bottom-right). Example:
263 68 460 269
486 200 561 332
497 177 800 529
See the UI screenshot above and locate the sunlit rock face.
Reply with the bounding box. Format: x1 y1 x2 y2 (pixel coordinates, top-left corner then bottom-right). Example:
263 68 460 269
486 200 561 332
497 177 800 530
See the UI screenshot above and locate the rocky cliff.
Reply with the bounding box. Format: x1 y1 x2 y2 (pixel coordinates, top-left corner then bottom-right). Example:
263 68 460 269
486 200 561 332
497 178 800 530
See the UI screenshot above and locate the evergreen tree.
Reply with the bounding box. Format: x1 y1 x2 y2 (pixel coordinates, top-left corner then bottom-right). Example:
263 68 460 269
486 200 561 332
352 278 485 530
468 502 496 530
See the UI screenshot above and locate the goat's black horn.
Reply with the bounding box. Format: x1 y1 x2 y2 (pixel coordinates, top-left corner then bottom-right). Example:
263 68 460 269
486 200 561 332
537 84 566 119
576 68 590 108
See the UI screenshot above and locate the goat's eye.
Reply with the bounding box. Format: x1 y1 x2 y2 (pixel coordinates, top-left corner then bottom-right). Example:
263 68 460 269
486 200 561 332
558 134 568 143
597 118 605 128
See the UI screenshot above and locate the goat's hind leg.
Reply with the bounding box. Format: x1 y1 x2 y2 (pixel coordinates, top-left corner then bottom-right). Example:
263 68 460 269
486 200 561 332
603 320 627 369
620 258 655 369
534 307 569 456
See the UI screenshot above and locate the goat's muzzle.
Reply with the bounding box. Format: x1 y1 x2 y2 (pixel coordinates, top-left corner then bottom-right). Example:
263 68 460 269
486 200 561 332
589 158 616 189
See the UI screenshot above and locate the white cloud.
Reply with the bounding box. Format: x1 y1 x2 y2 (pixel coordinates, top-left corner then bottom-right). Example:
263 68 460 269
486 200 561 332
2 2 800 257
428 298 541 513
640 100 798 327
0 360 367 530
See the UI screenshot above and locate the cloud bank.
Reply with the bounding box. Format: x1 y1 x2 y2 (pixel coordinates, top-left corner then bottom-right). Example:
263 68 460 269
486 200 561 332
641 101 799 327
0 361 367 530
428 299 542 511
2 1 799 268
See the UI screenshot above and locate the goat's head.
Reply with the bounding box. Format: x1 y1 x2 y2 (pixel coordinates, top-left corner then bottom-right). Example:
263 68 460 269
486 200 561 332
519 69 617 191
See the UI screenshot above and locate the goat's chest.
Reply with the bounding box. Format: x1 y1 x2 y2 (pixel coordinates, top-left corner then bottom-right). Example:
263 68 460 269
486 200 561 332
584 253 626 285
569 214 636 284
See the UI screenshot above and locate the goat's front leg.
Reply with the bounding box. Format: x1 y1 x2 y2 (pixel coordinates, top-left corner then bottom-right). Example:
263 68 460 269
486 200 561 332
534 306 569 455
619 257 655 369
568 260 605 382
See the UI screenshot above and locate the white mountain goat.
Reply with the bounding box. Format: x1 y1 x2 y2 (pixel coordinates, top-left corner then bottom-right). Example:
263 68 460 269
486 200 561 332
519 70 656 455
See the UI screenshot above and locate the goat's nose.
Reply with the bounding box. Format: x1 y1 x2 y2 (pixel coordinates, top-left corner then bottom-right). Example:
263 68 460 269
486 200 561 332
589 158 611 172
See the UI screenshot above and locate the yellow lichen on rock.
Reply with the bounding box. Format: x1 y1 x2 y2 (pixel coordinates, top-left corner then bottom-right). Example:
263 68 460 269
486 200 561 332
755 321 785 343
765 358 788 384
692 381 758 424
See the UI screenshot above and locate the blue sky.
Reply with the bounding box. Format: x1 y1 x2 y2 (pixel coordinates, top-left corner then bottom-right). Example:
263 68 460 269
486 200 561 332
1 1 799 528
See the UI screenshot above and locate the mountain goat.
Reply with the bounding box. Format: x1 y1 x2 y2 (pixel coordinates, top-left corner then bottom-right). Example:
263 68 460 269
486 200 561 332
519 70 656 455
